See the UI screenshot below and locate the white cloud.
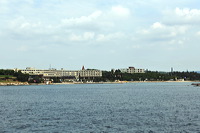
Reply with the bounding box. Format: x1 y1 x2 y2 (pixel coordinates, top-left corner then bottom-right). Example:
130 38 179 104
164 7 200 25
151 22 165 29
175 8 200 17
137 7 200 48
138 21 190 47
69 32 95 41
6 16 57 39
60 6 132 32
61 11 102 26
68 32 126 42
0 0 9 13
111 5 131 17
96 32 125 42
196 31 200 36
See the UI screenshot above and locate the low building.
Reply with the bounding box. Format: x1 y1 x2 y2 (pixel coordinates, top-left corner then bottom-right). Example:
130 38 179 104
120 67 145 74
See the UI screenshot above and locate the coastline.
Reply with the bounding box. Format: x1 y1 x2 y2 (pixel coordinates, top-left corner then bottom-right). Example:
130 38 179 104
0 82 29 86
0 80 199 86
49 80 200 85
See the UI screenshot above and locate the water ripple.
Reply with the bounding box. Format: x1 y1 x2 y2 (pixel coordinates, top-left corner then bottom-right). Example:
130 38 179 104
0 82 200 132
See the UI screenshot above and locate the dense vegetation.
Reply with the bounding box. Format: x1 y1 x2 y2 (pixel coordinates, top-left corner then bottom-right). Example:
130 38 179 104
171 71 200 81
0 69 29 82
28 76 62 83
94 70 200 82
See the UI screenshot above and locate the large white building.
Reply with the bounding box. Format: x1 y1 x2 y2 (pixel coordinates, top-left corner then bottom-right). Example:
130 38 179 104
120 67 145 74
14 66 102 80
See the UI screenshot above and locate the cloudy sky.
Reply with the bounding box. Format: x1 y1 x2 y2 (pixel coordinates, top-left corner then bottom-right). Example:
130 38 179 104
1 0 200 71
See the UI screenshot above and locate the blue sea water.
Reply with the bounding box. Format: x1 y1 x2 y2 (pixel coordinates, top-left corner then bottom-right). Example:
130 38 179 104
0 82 200 133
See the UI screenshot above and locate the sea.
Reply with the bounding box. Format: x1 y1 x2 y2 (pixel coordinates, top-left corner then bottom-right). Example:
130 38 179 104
0 82 200 133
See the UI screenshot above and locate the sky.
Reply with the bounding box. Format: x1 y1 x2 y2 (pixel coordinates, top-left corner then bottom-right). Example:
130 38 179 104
1 0 200 71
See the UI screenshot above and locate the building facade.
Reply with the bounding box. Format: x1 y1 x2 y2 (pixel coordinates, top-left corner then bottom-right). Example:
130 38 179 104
120 67 145 74
14 67 102 81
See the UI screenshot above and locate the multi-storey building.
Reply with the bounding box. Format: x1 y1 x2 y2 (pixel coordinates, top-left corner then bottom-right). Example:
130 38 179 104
14 66 102 81
120 67 145 74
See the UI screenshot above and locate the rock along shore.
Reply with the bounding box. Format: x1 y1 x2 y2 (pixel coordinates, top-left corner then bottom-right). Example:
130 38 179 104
0 80 197 86
0 82 29 86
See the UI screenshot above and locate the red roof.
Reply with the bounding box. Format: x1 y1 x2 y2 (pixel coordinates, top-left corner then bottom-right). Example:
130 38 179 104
82 66 85 70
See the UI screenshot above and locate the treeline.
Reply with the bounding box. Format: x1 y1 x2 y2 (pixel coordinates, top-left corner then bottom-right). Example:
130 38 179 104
94 70 200 82
172 71 200 81
0 69 29 82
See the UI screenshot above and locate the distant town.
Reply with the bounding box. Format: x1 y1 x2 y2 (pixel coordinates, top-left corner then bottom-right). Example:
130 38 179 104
1 66 200 85
11 66 145 84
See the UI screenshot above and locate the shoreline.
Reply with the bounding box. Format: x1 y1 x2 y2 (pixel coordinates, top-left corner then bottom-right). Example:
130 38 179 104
0 82 29 86
0 80 199 86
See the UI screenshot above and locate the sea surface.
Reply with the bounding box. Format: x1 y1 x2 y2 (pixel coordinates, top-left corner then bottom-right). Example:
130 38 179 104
1 82 200 133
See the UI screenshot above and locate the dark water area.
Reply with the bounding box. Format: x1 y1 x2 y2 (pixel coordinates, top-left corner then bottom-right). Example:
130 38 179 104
1 82 200 132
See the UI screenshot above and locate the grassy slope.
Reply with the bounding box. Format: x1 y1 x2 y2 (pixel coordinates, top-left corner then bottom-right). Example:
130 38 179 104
0 75 17 82
0 75 14 78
